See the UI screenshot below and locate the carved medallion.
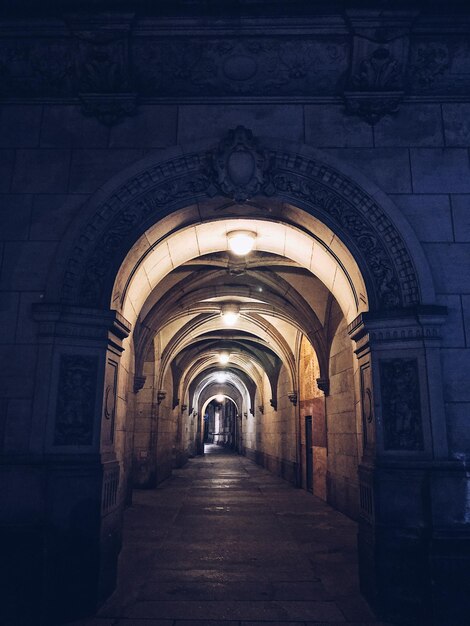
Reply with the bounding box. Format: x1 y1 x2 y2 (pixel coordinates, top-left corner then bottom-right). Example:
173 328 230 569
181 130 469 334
208 125 275 202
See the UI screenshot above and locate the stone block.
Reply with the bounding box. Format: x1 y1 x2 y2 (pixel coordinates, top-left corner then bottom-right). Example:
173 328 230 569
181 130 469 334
451 194 470 242
423 243 470 292
324 148 411 193
178 104 304 143
0 241 56 291
12 149 70 193
15 292 44 344
462 296 470 348
0 150 14 192
410 149 470 193
374 104 443 147
40 105 109 148
441 349 470 402
304 104 373 147
391 194 453 242
0 105 42 148
0 194 33 240
30 194 87 240
0 292 19 344
446 402 470 458
110 105 178 148
436 294 466 348
4 398 32 451
68 148 143 193
0 344 37 398
442 103 470 146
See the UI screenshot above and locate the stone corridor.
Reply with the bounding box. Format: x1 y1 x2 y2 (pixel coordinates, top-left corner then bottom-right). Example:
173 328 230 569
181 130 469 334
68 446 391 626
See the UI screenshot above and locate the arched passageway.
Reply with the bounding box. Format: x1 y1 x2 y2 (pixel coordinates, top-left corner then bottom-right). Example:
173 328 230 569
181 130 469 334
29 128 449 625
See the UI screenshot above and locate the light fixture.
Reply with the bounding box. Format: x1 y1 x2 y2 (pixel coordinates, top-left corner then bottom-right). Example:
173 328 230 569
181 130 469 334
218 352 230 365
220 302 240 326
215 394 225 403
227 230 256 256
216 372 227 383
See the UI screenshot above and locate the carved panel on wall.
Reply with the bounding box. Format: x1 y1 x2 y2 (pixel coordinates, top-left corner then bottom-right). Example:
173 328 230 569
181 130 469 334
360 362 374 452
102 358 118 444
379 358 424 451
54 354 99 446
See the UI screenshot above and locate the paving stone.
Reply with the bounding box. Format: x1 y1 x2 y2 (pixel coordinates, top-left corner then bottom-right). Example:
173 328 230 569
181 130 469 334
76 447 382 625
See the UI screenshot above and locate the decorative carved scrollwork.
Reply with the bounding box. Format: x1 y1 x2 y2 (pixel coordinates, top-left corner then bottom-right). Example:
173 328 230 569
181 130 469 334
379 358 424 451
54 354 98 446
207 125 275 202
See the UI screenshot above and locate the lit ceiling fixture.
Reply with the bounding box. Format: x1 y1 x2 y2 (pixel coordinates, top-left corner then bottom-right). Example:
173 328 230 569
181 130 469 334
216 372 227 383
218 352 230 365
220 302 240 326
215 394 225 404
227 230 256 256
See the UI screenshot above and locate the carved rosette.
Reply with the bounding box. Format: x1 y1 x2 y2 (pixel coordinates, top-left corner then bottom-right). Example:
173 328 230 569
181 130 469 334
207 125 275 202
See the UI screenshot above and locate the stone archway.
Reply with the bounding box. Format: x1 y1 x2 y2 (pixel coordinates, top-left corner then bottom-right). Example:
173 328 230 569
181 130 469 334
34 127 449 624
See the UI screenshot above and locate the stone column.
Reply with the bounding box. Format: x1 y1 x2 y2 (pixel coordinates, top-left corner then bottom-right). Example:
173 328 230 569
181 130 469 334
347 306 464 623
27 304 131 624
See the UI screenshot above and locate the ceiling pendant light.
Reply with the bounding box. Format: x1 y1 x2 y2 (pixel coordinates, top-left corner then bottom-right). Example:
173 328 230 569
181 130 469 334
227 230 256 256
218 352 230 365
216 372 227 383
220 302 240 326
215 394 225 404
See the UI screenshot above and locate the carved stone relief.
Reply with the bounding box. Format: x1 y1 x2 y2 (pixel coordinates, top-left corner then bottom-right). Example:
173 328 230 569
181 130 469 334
59 128 420 311
102 358 118 444
54 354 99 446
379 358 424 451
360 363 374 451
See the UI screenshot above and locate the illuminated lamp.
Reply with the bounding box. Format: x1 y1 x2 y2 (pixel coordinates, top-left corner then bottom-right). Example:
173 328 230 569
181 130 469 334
218 352 230 365
221 303 240 326
227 230 256 256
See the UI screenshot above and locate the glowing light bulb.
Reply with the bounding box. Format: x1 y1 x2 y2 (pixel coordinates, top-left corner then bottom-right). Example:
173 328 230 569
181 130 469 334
216 372 227 383
218 352 230 365
227 230 256 256
220 303 240 326
215 394 225 404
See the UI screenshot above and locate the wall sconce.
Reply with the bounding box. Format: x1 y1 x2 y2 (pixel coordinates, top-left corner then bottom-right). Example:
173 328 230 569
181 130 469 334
227 230 256 256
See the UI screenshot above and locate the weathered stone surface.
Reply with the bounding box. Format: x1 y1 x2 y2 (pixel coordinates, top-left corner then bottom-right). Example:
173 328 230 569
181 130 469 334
446 402 470 457
0 105 42 148
451 194 470 242
0 194 33 240
0 292 19 344
178 105 303 143
461 295 470 348
324 148 411 193
374 104 443 147
0 241 57 291
423 243 470 292
436 294 466 348
0 149 14 192
68 149 144 193
304 104 373 147
442 103 470 146
109 105 178 148
12 149 70 193
41 105 110 148
410 148 470 193
391 194 453 242
0 344 37 398
30 194 87 240
441 349 470 402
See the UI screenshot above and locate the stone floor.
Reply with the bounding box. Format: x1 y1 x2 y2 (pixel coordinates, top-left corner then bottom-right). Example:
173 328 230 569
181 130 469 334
67 445 393 626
